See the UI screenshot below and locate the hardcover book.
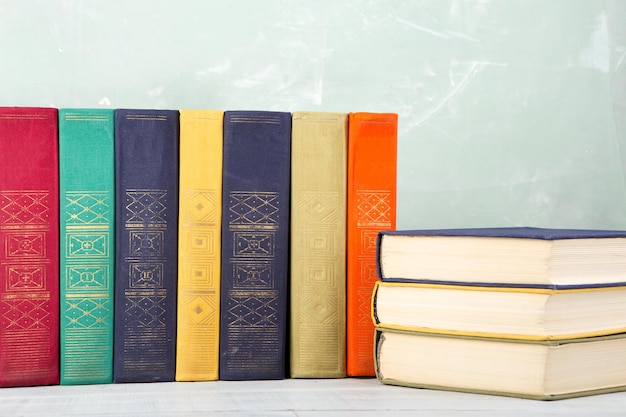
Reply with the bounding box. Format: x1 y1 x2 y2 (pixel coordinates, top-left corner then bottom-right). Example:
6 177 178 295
290 112 347 378
0 107 60 387
219 110 291 380
374 327 626 400
176 110 224 381
59 109 115 385
346 112 398 376
113 109 179 383
376 227 626 288
372 280 626 340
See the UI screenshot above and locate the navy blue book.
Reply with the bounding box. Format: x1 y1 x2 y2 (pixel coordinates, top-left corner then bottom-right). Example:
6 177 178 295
113 110 179 383
219 111 291 380
377 227 626 289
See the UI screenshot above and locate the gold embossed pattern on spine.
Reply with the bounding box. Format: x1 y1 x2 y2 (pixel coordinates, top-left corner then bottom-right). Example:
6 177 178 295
355 190 392 366
224 190 281 373
1 191 53 381
122 189 169 375
62 190 113 381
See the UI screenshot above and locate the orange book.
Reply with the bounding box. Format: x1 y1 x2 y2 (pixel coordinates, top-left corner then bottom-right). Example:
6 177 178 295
346 112 398 376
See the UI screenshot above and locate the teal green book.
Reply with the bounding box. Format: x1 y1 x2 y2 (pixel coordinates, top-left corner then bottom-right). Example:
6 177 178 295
59 109 115 385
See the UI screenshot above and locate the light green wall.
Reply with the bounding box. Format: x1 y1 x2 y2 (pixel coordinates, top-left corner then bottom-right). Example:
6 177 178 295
2 0 625 230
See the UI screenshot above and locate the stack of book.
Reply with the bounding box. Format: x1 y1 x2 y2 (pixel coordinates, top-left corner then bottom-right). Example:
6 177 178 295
372 227 626 400
0 107 398 387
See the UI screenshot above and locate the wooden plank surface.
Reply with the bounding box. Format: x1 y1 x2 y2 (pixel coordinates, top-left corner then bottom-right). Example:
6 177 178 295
1 378 626 416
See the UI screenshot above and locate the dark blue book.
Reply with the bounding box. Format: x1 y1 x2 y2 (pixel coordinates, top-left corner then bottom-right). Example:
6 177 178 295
219 111 291 380
113 109 179 382
377 227 626 289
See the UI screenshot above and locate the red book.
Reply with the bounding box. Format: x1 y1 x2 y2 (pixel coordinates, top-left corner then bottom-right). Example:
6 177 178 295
0 108 59 387
346 112 398 376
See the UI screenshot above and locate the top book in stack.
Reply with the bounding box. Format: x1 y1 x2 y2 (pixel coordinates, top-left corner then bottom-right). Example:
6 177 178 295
376 227 626 289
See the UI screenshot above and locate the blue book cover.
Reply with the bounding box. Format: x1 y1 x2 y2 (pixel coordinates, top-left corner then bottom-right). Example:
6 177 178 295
219 111 291 380
378 227 626 241
113 109 179 383
377 227 626 289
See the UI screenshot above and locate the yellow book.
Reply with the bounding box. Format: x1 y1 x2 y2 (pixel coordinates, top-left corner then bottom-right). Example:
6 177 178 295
175 110 224 381
290 111 348 378
372 280 626 341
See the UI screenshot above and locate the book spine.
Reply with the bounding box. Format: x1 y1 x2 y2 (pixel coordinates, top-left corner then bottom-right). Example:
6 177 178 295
59 109 115 385
175 110 224 381
113 109 179 383
219 111 291 380
290 112 347 378
346 112 398 376
0 107 60 387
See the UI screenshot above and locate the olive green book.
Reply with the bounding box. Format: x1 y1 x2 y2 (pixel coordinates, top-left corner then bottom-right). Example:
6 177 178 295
290 111 347 378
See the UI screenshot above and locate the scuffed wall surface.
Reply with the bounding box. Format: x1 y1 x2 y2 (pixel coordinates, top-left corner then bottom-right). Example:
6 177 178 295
0 0 624 229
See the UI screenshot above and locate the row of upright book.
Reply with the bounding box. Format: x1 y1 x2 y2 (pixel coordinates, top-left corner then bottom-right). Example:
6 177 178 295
0 107 398 387
372 227 626 400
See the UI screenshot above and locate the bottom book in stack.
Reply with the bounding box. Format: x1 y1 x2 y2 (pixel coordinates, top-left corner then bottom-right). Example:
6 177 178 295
372 281 626 400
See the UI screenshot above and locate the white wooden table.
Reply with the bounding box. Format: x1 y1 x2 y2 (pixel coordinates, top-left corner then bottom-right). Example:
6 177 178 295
1 378 625 416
